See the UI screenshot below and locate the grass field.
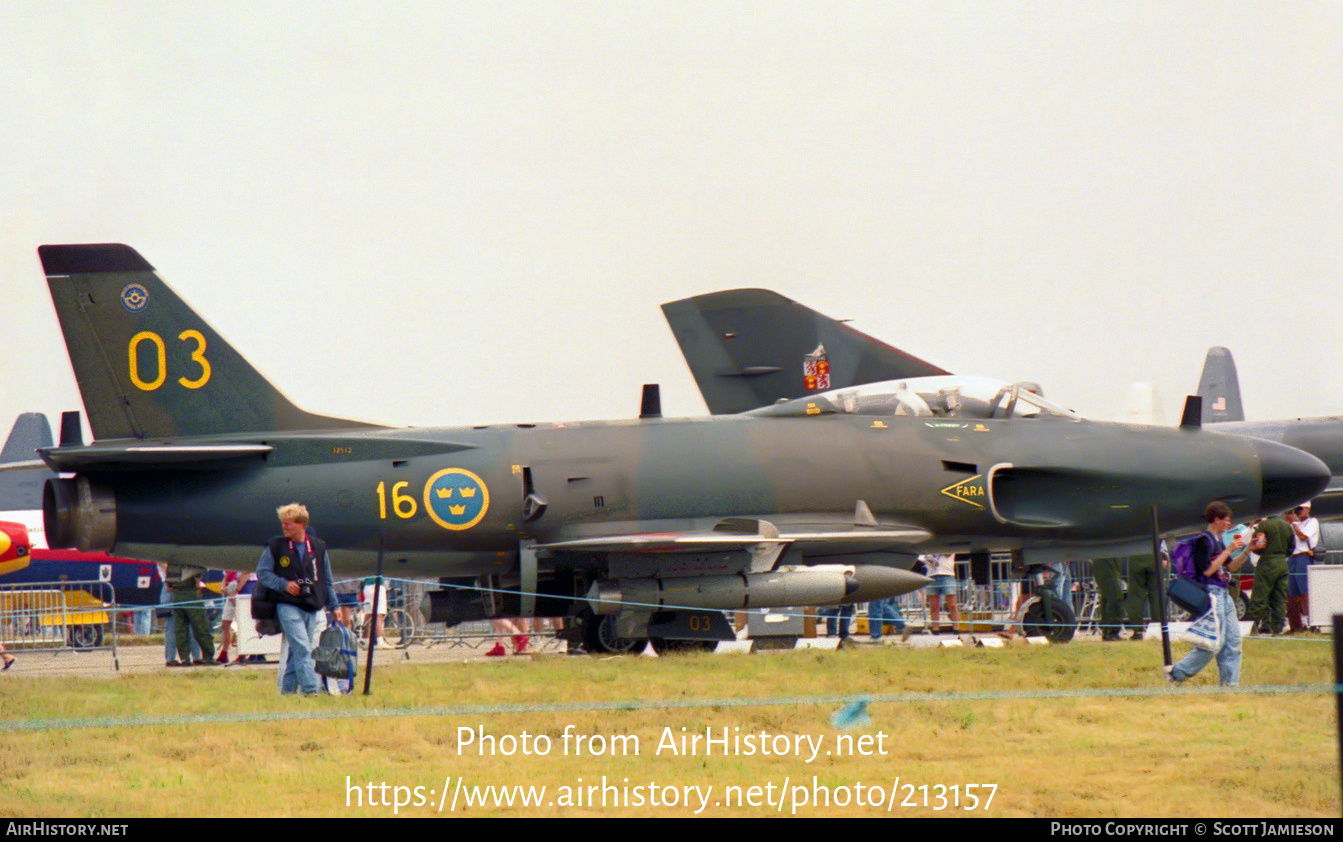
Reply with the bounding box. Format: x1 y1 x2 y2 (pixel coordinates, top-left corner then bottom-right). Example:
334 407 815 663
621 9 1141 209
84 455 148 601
0 636 1337 817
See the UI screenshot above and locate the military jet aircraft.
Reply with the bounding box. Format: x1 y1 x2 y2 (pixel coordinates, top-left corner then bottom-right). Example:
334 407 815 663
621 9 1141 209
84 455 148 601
664 288 1055 417
1192 346 1343 518
663 292 1341 510
34 247 1328 651
662 288 950 415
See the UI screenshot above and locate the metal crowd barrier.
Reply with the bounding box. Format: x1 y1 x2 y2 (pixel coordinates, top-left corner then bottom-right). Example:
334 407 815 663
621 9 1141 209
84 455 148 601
0 579 119 654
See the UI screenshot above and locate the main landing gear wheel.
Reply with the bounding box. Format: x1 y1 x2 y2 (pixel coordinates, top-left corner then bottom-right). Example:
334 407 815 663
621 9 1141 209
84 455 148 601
1020 598 1076 643
582 612 647 654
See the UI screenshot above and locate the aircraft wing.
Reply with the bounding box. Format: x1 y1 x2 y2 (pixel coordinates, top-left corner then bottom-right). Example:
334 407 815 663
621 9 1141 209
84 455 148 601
39 442 274 471
1311 484 1343 516
39 433 479 472
0 459 49 472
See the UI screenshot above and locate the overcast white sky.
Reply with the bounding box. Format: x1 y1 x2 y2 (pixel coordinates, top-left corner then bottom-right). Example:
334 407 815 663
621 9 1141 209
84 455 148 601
2 2 1339 435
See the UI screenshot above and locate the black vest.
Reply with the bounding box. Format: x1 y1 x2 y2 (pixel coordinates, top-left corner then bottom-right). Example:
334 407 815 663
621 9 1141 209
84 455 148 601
268 535 328 611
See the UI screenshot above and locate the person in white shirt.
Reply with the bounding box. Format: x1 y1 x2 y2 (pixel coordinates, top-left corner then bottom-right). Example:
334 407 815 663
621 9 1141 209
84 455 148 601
1285 501 1320 633
919 553 960 634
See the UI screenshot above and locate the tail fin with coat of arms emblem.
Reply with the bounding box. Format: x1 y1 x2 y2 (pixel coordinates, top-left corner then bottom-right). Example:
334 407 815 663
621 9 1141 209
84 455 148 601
661 288 948 415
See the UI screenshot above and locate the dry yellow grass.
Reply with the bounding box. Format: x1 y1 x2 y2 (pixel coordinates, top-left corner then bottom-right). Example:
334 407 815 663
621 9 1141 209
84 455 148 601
0 636 1336 817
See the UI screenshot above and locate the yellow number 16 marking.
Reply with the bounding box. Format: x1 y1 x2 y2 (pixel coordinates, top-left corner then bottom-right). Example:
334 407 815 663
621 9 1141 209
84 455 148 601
376 481 418 520
128 329 212 391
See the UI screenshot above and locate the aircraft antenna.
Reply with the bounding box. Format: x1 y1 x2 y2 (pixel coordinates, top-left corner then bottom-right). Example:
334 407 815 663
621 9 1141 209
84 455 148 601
640 384 662 419
1179 396 1203 429
59 411 83 447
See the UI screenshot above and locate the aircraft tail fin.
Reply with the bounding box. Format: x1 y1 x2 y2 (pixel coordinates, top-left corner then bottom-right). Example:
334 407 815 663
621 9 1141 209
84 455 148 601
1196 346 1244 424
661 288 948 414
0 413 55 513
1 413 54 464
39 244 376 440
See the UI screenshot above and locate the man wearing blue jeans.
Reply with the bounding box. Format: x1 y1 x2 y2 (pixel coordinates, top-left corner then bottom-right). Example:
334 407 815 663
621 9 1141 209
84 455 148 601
819 605 854 640
1285 502 1319 633
257 503 337 695
1168 501 1254 686
867 597 906 641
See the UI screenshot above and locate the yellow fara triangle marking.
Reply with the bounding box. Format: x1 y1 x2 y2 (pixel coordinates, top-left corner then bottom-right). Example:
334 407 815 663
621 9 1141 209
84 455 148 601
939 475 986 509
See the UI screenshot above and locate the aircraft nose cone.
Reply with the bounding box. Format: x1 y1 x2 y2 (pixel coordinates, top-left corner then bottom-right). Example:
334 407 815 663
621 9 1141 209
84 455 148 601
1256 439 1330 514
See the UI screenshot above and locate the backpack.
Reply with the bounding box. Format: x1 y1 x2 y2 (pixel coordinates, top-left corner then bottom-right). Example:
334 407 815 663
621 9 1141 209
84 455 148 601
313 623 357 685
1170 532 1213 580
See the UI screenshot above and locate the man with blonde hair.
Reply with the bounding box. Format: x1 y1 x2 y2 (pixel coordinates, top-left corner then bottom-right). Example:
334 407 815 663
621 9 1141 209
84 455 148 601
256 502 337 695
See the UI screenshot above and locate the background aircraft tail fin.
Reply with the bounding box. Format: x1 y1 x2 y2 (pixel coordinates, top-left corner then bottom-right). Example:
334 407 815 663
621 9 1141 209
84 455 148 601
662 288 948 414
39 244 375 440
1196 346 1245 423
1 413 54 464
0 413 55 513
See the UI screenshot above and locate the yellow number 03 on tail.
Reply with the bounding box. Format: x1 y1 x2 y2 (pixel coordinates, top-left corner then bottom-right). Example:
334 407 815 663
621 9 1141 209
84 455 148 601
127 329 211 391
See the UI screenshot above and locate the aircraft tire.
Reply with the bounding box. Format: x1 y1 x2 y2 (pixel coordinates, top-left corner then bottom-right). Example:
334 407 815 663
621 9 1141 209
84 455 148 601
1021 598 1076 643
583 612 646 655
67 624 104 649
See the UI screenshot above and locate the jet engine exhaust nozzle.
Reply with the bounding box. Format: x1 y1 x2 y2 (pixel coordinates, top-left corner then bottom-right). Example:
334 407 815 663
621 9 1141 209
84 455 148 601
42 476 116 552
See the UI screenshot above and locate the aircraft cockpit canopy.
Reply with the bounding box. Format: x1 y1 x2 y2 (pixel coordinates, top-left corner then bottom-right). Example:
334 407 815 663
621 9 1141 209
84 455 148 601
749 375 1081 421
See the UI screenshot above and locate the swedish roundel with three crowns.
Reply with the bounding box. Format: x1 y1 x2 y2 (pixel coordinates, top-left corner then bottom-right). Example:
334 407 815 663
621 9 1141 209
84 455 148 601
424 468 490 531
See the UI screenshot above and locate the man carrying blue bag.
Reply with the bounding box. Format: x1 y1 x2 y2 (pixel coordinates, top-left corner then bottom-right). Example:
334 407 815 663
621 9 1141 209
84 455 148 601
1165 501 1257 686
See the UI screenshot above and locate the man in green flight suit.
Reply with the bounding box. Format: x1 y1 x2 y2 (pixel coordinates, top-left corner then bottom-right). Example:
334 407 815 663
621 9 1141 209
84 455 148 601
1247 512 1293 635
1124 553 1162 640
167 562 215 665
1091 557 1125 641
